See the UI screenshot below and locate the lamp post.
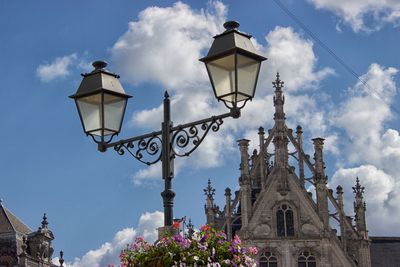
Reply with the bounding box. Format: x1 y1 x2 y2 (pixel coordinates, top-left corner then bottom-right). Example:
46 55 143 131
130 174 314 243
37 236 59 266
70 21 266 233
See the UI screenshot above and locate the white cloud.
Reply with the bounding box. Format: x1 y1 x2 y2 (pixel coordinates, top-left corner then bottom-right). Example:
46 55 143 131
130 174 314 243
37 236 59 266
331 165 400 235
36 54 78 82
111 1 226 89
36 53 92 83
308 0 400 32
260 26 335 93
63 211 163 267
381 129 400 175
131 91 221 130
333 63 398 164
328 63 400 235
353 63 398 102
323 134 339 155
136 211 164 241
132 162 162 186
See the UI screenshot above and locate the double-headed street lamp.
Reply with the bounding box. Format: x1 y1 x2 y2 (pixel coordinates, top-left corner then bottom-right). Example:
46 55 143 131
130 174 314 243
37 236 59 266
70 21 266 232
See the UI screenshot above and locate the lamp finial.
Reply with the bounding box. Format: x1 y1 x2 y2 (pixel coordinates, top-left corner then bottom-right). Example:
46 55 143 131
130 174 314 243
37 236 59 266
92 60 108 70
223 21 240 31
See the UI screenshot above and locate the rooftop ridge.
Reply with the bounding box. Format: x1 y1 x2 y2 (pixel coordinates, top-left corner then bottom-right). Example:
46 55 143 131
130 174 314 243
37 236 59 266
0 202 32 234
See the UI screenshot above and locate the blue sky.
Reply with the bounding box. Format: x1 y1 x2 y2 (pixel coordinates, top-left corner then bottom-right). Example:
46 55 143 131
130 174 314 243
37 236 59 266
1 0 399 266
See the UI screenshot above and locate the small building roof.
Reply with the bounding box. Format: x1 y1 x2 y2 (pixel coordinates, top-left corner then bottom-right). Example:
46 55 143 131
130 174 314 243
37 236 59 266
370 236 400 267
0 201 32 235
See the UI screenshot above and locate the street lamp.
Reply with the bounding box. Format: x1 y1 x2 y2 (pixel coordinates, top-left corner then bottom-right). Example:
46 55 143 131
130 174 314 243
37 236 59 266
70 21 266 234
69 60 132 144
200 21 265 111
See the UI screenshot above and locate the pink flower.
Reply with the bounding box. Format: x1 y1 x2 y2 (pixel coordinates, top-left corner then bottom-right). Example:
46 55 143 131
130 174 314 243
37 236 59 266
233 235 241 245
248 247 258 255
120 227 258 266
234 254 241 262
135 236 144 242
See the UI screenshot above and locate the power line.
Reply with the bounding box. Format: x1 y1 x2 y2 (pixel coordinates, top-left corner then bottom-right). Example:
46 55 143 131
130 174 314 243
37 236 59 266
272 0 400 115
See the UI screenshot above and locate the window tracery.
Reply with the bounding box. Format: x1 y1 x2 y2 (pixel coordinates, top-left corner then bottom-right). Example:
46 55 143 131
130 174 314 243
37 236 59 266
276 203 294 237
259 251 278 267
298 251 316 267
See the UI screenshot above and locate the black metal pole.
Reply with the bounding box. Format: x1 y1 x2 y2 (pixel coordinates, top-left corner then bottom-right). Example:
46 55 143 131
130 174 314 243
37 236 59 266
161 91 175 226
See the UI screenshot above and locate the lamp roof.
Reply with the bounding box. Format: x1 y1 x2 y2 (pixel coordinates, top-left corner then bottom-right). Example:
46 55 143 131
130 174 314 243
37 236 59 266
200 21 266 62
70 61 131 99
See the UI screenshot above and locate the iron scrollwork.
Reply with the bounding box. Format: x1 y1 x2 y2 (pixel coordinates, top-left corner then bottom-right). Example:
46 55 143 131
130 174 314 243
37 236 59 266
171 117 224 157
113 135 162 165
106 110 233 164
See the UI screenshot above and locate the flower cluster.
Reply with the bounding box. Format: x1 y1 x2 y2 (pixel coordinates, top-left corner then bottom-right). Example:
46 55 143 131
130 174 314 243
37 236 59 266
120 225 258 267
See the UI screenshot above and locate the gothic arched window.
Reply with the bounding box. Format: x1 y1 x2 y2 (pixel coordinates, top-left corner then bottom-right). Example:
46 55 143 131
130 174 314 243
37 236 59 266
298 251 316 267
259 251 278 267
276 204 294 237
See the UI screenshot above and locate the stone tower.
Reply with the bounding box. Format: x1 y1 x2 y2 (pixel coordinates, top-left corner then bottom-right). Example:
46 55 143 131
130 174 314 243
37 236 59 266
204 74 372 267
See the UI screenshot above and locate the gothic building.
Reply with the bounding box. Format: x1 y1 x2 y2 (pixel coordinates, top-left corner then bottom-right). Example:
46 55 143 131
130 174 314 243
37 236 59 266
204 74 400 267
0 201 63 267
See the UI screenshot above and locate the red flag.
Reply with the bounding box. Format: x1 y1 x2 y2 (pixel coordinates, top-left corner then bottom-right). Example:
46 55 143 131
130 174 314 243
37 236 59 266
172 220 181 229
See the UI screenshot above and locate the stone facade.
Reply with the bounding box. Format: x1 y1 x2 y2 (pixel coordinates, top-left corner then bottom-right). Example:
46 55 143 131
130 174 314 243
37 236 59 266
0 202 62 267
204 74 372 267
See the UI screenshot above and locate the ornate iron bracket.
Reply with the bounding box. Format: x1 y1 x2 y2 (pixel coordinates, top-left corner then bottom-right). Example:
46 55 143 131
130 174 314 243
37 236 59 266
100 107 239 164
114 135 162 165
171 116 223 157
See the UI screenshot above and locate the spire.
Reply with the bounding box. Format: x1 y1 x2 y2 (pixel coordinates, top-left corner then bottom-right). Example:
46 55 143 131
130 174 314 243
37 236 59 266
41 213 48 229
204 179 215 200
273 73 286 124
271 73 289 171
270 74 290 196
238 139 250 178
187 219 195 239
313 138 329 227
225 187 232 240
26 213 54 262
296 125 305 188
352 177 365 197
336 185 347 250
353 177 367 236
59 251 65 267
352 177 371 267
204 179 216 226
258 127 266 189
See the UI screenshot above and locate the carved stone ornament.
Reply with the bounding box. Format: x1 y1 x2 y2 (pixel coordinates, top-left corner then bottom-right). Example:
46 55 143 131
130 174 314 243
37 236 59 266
301 223 319 236
253 223 272 237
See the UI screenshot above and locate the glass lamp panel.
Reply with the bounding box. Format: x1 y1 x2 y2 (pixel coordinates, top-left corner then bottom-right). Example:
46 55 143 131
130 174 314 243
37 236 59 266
103 93 127 134
76 94 102 135
235 93 250 103
237 54 260 100
206 54 236 103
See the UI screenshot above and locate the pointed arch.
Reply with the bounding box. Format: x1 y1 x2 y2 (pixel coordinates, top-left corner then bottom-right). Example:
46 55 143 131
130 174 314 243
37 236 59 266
275 202 296 237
